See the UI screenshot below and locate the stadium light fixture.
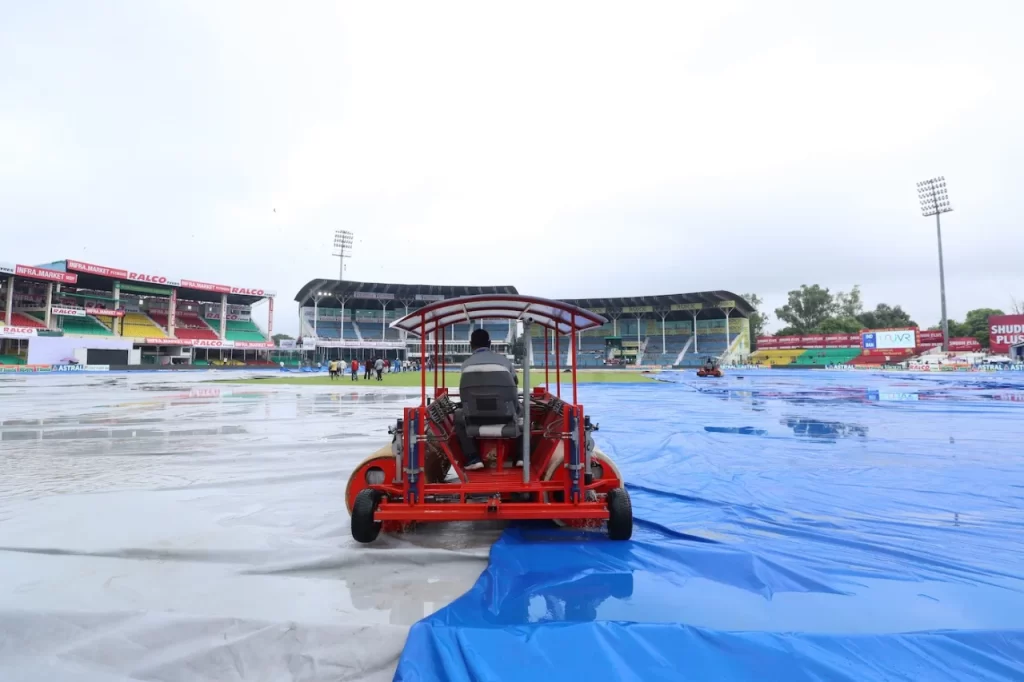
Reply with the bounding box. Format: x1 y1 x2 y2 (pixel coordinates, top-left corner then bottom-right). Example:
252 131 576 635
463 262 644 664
333 229 354 282
917 176 953 352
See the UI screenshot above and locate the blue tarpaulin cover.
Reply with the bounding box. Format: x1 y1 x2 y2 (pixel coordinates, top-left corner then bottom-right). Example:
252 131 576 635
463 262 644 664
396 370 1024 681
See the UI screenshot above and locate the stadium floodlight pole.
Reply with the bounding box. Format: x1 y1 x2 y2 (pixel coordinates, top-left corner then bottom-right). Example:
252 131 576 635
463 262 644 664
333 230 354 281
917 176 953 352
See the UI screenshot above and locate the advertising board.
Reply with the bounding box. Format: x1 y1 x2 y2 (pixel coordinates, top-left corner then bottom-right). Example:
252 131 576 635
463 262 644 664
862 329 916 350
948 337 982 352
989 315 1024 354
15 265 78 284
314 340 405 349
351 291 395 301
141 338 274 349
52 306 86 317
0 326 39 338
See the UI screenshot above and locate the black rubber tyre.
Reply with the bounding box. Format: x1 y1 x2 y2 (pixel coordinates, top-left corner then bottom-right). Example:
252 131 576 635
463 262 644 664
351 489 384 543
606 487 633 540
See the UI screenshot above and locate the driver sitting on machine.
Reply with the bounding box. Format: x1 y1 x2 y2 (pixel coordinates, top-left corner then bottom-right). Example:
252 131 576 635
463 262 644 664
453 329 524 471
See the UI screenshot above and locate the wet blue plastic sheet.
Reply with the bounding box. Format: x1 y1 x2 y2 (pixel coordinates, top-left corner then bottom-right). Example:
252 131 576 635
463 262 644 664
396 370 1024 681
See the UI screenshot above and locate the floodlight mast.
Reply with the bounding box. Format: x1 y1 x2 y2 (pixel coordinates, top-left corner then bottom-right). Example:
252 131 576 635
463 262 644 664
916 177 953 352
333 230 354 282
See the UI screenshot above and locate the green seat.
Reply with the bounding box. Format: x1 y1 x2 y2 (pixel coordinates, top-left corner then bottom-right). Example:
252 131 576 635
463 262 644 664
60 316 113 336
0 354 26 365
204 318 268 342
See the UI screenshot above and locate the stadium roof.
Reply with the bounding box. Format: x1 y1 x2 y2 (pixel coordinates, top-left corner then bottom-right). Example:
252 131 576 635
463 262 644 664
295 280 518 308
296 280 753 317
34 259 273 305
548 290 754 317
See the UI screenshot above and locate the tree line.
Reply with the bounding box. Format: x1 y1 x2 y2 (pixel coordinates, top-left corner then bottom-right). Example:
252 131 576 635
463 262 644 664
743 286 1011 349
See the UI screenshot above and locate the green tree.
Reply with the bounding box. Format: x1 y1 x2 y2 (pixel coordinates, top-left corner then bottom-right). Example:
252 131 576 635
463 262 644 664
962 308 1003 347
741 293 769 347
818 316 863 334
272 333 294 343
857 303 915 330
774 285 836 333
835 285 864 319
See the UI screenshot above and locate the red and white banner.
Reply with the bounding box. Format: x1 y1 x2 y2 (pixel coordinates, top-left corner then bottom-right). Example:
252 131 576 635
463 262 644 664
15 265 78 284
86 306 125 318
127 270 179 287
949 338 982 351
801 335 826 348
314 339 406 349
142 337 273 349
917 332 982 352
179 279 275 298
757 333 861 349
67 260 128 279
989 315 1024 354
51 306 86 317
65 260 274 298
180 278 230 294
0 325 38 338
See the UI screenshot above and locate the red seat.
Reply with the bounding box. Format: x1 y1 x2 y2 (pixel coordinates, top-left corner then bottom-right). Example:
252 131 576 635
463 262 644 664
9 313 46 328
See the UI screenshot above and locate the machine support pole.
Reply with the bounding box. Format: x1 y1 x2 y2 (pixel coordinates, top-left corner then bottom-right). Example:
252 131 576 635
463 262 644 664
522 319 532 484
571 322 578 406
555 330 561 398
420 319 426 403
441 327 446 389
544 328 549 389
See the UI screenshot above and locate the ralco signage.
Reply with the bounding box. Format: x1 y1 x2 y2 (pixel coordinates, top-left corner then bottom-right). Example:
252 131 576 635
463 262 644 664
128 271 179 286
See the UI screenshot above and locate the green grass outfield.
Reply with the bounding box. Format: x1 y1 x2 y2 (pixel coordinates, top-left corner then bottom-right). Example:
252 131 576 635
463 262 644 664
220 370 656 386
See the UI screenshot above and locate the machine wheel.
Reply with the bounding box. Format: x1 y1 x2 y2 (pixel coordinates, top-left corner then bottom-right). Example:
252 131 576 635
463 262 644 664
607 487 633 540
345 447 394 514
351 489 384 543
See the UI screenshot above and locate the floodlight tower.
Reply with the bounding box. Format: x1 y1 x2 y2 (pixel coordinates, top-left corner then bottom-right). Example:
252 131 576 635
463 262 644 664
917 177 953 352
333 230 354 281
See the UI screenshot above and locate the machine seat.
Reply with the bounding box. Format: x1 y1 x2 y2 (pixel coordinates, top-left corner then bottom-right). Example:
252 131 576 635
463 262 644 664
465 420 522 439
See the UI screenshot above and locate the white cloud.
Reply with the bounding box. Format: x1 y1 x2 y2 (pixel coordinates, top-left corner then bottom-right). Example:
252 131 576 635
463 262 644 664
2 0 1022 334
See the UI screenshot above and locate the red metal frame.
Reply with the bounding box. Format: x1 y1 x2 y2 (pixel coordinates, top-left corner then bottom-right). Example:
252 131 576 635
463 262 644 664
351 294 616 527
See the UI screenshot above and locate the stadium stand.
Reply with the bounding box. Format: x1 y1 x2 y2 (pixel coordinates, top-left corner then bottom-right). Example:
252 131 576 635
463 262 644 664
0 354 26 365
849 349 916 366
60 315 114 336
150 312 220 340
219 319 268 342
750 349 805 366
791 349 862 366
8 312 46 329
122 312 166 339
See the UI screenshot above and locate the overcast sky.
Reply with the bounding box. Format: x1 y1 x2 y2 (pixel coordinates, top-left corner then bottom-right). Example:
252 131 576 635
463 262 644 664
3 0 1022 335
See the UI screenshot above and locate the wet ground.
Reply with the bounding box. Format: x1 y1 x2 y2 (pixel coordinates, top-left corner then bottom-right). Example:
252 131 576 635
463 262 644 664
0 372 498 682
2 369 1024 681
